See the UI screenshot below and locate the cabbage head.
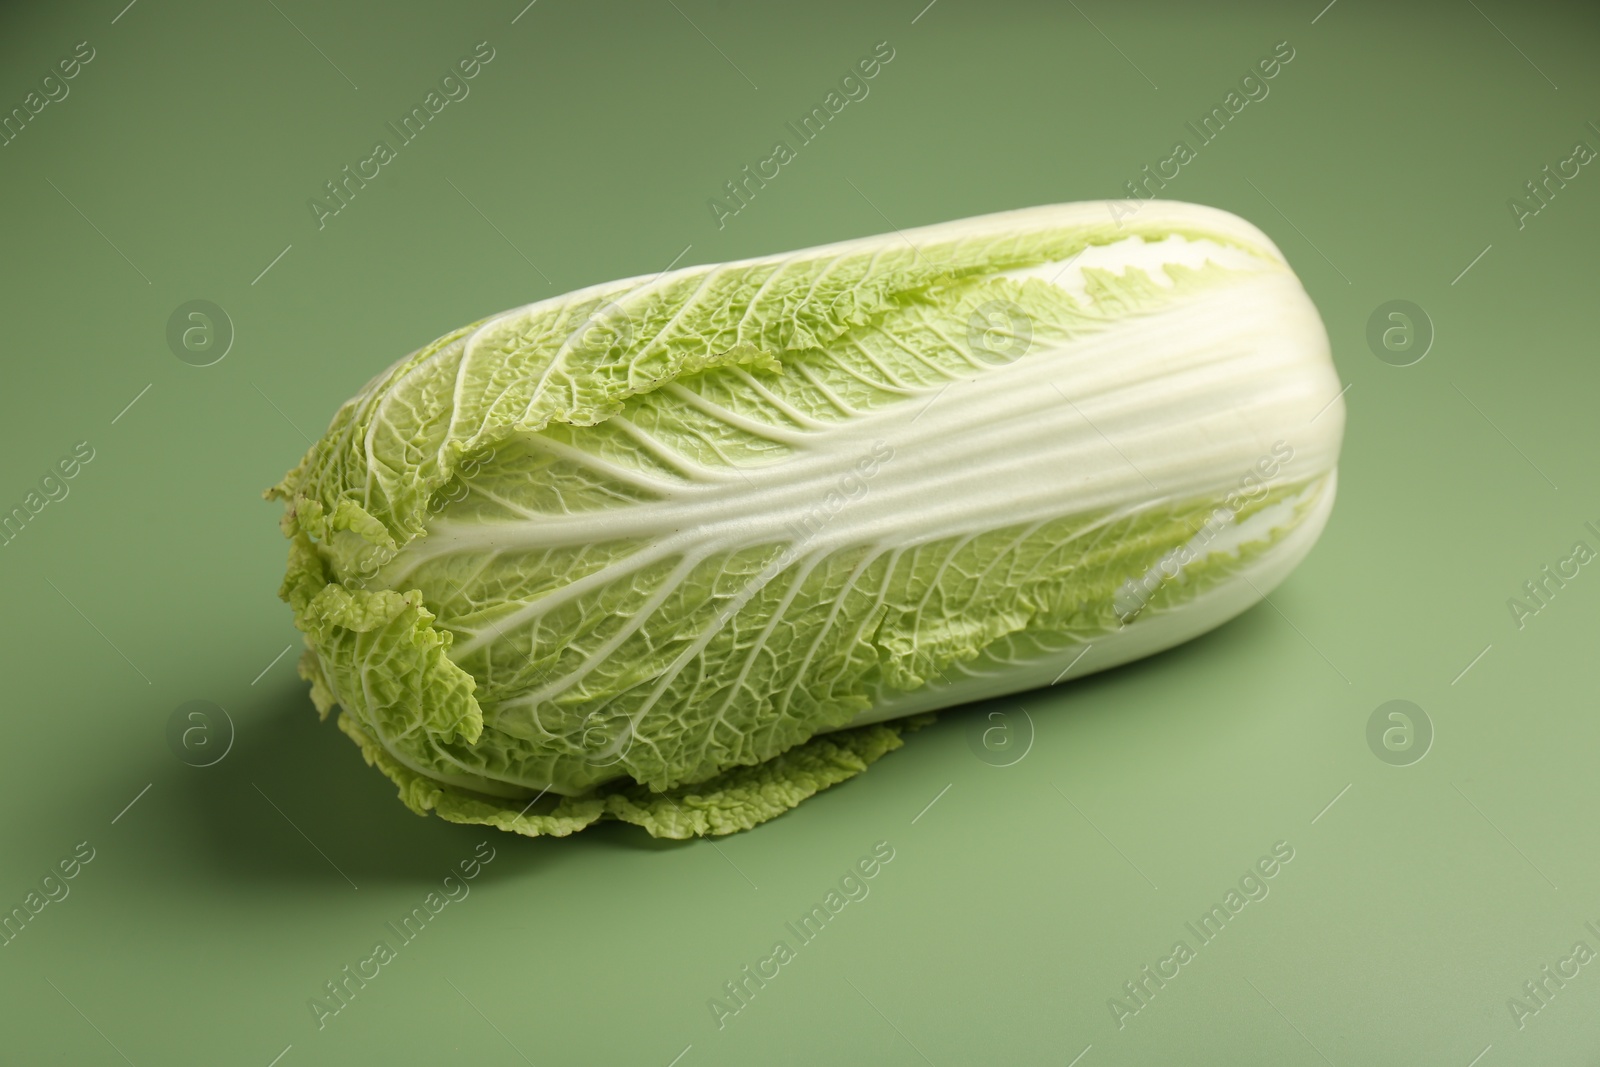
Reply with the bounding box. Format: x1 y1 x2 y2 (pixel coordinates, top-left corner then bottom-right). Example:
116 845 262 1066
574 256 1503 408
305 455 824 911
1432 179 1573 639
268 201 1344 838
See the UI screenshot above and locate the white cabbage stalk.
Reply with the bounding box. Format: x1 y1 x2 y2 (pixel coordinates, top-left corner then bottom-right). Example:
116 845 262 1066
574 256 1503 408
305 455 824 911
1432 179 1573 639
270 200 1344 838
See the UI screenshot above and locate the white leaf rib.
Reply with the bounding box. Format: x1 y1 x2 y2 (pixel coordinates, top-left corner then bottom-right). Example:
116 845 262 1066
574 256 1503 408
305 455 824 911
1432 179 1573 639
875 320 979 377
672 417 775 472
527 278 657 403
438 550 505 621
450 539 681 657
844 335 917 389
813 349 920 397
497 549 708 709
459 478 549 522
732 258 795 339
726 367 834 430
605 415 743 484
706 550 822 731
1009 507 1136 589
660 383 815 446
793 361 867 417
565 688 643 766
416 332 1291 556
363 338 467 513
790 248 857 325
618 543 804 762
393 340 1322 580
516 433 687 496
976 519 1050 596
909 533 979 637
317 207 1278 532
921 318 979 366
630 264 727 364
773 545 886 722
386 538 505 604
368 302 539 513
824 545 904 693
441 324 483 478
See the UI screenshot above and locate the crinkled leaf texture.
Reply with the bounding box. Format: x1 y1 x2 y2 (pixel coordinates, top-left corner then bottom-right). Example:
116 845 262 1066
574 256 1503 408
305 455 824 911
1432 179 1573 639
269 200 1344 838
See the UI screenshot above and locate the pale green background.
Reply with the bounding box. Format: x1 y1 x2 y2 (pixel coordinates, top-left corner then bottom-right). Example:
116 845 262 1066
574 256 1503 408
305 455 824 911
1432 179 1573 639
1 1 1597 1064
